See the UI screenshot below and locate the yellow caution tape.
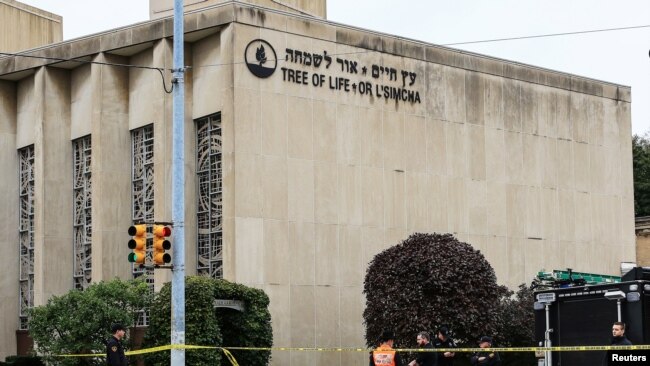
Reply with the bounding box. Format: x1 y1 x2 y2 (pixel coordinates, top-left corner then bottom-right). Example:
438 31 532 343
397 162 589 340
56 343 650 358
222 345 650 352
221 348 240 366
57 345 240 366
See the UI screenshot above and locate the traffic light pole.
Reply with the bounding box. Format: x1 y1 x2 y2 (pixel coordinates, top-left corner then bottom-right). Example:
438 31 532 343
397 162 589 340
171 0 186 364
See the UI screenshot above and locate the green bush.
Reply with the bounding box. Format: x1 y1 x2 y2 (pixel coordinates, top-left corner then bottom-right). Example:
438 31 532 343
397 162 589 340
28 278 152 366
143 276 222 365
633 132 650 216
143 276 272 366
214 279 272 365
494 284 536 366
364 233 539 366
5 355 46 366
364 233 508 349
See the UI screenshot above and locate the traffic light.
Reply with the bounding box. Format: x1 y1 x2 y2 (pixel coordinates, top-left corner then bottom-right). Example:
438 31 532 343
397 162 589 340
153 225 171 265
128 224 147 264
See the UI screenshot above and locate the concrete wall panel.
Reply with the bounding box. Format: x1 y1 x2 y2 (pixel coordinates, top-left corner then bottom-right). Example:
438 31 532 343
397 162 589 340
90 54 131 282
32 68 73 306
262 155 288 220
0 80 19 360
444 67 466 123
425 118 447 175
315 223 338 286
337 165 361 226
16 76 36 149
234 217 264 284
128 49 156 130
383 170 405 229
288 158 314 222
70 65 92 140
261 91 288 157
289 222 315 285
314 161 338 224
0 1 62 53
287 96 313 160
405 172 428 232
427 174 448 233
313 100 337 163
467 180 487 236
361 167 383 227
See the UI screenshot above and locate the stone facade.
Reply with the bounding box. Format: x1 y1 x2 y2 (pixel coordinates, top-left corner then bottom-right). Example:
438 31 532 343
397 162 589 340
0 0 62 53
636 216 650 266
0 1 635 363
150 0 327 19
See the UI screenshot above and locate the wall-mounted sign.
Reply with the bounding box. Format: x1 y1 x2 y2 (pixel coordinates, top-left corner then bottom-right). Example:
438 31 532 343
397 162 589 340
213 299 245 312
244 39 277 78
536 293 556 303
244 38 422 104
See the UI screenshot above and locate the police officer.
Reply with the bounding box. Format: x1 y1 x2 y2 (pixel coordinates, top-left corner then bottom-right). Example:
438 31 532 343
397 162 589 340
470 336 500 366
605 322 633 365
408 331 436 366
106 323 128 366
370 330 404 366
433 327 457 366
611 322 632 346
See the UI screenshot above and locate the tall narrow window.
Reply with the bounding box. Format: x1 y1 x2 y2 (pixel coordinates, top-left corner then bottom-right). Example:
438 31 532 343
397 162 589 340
18 145 35 330
196 113 223 278
131 125 154 325
73 136 92 290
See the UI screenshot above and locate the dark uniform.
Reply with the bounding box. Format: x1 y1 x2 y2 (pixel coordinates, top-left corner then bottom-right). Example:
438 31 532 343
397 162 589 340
470 350 501 366
470 336 500 366
106 323 128 366
413 341 436 366
605 334 633 365
433 335 457 366
611 335 632 346
106 336 127 366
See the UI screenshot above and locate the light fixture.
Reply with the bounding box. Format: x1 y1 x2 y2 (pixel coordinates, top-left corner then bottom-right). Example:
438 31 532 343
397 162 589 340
627 292 641 302
604 290 626 321
604 290 625 300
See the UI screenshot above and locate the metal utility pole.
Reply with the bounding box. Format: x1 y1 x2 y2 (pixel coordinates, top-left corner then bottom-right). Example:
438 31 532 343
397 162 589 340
171 0 186 364
544 303 553 366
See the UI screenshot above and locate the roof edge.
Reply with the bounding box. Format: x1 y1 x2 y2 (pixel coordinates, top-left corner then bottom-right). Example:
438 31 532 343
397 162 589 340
0 1 632 102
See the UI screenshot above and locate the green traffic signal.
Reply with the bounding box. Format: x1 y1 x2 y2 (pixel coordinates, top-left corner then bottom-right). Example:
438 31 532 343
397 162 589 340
128 224 147 264
127 252 142 263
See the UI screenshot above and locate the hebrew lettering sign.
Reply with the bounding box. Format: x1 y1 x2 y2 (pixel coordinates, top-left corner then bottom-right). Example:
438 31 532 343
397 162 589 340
245 39 421 104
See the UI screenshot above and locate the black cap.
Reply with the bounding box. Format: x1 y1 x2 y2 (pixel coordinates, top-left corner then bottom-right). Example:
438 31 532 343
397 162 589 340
479 336 492 343
111 323 125 333
380 330 395 342
437 326 448 336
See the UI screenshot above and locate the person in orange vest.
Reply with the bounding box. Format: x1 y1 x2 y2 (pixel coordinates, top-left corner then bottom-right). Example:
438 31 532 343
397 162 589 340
370 330 404 366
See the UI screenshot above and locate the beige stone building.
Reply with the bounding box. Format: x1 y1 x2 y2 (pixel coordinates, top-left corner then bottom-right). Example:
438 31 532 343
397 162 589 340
0 0 635 363
636 216 650 266
0 0 62 53
150 0 326 19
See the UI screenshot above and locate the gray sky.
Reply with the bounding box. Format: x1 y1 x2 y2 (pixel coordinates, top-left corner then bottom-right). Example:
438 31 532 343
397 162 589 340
21 0 650 135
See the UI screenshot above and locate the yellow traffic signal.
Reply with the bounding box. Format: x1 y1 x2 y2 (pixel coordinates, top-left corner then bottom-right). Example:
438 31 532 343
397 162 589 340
153 225 171 265
128 224 147 264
